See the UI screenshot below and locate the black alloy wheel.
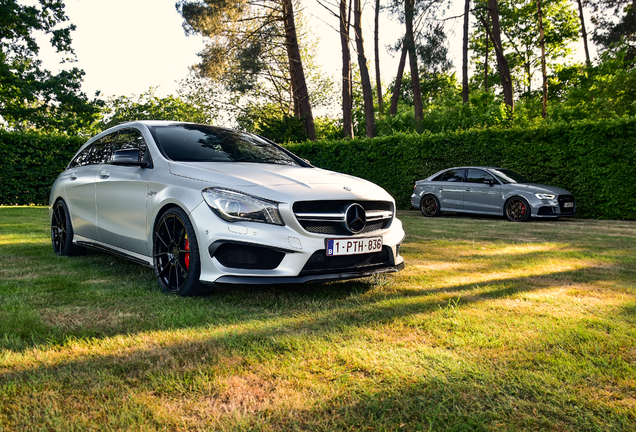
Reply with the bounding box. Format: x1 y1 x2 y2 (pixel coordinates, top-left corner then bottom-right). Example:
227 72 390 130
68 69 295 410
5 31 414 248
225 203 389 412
153 207 203 296
51 200 84 256
504 197 531 222
420 195 441 217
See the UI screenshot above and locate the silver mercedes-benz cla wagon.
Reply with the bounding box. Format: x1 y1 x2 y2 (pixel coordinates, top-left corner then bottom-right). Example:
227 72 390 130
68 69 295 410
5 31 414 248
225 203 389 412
50 121 405 295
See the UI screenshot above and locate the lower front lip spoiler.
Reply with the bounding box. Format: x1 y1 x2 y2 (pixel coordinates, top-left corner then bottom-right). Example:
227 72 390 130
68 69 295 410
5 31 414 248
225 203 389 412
211 262 405 285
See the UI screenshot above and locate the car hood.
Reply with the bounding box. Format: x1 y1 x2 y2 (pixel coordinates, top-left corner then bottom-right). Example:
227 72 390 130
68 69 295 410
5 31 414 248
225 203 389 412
168 161 394 203
505 183 572 195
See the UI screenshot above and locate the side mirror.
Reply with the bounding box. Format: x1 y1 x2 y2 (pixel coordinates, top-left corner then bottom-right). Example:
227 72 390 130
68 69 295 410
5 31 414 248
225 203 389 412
112 149 149 168
485 179 495 187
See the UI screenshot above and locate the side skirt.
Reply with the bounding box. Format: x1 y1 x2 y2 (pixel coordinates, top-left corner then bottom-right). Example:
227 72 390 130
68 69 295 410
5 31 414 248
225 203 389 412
73 235 153 267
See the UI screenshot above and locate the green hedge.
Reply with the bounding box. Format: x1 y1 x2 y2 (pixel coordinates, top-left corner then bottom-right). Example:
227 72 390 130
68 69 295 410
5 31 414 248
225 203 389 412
0 131 85 206
286 118 636 220
2 118 634 219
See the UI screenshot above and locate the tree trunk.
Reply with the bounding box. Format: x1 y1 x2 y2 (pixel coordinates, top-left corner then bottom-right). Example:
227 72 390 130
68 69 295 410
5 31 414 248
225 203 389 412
575 0 591 66
484 27 489 91
390 44 408 115
354 0 375 137
282 0 316 140
537 0 547 118
462 0 471 104
340 0 354 139
487 0 514 115
374 0 383 110
405 0 423 122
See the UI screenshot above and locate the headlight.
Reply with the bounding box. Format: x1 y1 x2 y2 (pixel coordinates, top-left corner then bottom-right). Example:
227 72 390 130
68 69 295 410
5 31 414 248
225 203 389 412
535 193 556 200
202 188 284 225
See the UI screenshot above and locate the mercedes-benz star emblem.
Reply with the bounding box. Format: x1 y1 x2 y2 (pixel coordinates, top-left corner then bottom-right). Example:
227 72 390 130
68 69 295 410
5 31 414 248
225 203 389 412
344 203 366 233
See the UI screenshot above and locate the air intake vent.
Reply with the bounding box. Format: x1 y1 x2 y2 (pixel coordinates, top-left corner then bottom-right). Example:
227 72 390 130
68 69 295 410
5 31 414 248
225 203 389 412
212 243 285 270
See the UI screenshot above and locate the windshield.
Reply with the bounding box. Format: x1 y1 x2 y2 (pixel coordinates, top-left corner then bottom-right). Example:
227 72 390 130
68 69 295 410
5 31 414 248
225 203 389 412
489 168 532 184
150 124 302 166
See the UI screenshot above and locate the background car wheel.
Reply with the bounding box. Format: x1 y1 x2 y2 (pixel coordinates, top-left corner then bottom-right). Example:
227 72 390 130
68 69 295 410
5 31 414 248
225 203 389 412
504 197 531 222
420 194 441 217
51 200 85 256
153 207 203 296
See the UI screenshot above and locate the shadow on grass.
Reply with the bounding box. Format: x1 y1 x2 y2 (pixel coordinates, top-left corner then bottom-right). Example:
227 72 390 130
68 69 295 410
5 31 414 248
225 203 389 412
1 231 631 354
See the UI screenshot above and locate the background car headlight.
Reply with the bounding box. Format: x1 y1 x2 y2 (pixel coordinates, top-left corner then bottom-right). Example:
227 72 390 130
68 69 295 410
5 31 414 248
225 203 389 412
202 188 283 225
535 193 556 200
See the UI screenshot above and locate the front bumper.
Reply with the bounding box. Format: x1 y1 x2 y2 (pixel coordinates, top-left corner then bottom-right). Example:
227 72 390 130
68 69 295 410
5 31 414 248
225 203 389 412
531 195 576 218
189 201 406 285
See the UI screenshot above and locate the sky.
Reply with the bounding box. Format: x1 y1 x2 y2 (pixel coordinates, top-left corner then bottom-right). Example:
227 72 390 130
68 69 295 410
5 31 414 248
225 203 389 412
36 0 589 103
37 0 206 99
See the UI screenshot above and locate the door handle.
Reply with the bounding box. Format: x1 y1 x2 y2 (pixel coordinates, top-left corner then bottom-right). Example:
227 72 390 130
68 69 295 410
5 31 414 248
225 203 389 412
99 170 110 179
465 188 471 191
70 173 77 180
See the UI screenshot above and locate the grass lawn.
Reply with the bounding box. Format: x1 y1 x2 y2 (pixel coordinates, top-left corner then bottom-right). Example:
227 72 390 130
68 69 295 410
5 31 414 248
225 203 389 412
1 206 635 431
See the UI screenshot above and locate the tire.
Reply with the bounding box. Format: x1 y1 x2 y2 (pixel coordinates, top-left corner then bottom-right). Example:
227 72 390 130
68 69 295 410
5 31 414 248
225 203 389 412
420 194 441 217
504 197 531 222
51 200 85 256
153 207 203 296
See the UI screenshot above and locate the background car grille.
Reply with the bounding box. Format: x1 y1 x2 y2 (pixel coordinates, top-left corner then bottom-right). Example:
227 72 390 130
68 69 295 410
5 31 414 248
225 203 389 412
558 195 575 213
293 200 393 235
213 243 285 270
299 246 392 275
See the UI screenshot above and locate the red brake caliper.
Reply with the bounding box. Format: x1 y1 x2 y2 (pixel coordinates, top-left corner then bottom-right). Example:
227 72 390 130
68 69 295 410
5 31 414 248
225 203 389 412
184 234 190 270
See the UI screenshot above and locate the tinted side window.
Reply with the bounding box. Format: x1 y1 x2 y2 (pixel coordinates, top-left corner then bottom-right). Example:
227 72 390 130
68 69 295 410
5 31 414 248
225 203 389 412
87 132 118 164
112 128 148 162
68 144 93 168
466 169 496 184
441 169 465 182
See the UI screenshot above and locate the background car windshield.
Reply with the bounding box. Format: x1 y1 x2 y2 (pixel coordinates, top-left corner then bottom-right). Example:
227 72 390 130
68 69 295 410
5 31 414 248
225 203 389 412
151 124 301 166
489 168 532 184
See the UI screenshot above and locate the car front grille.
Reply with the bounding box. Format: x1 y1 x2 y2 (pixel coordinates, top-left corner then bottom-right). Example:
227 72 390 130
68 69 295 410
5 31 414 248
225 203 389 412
299 246 392 275
558 195 575 213
212 243 285 270
293 200 393 236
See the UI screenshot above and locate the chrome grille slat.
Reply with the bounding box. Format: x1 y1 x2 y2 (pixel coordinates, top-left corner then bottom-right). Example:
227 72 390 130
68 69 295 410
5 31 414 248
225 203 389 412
366 210 393 221
294 212 346 222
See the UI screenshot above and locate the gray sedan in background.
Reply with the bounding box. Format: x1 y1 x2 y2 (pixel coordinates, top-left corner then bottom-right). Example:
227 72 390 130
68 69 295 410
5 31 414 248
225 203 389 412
411 166 576 222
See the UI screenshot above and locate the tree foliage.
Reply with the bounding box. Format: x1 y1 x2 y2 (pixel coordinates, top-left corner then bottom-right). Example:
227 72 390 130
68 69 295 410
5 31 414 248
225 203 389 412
0 0 100 133
177 0 318 139
470 0 579 100
100 88 208 130
589 0 636 56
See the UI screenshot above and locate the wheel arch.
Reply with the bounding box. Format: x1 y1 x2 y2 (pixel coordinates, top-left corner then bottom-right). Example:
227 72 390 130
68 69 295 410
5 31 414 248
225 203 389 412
149 202 190 248
504 195 532 222
419 193 441 217
503 194 530 208
50 195 68 223
420 192 437 203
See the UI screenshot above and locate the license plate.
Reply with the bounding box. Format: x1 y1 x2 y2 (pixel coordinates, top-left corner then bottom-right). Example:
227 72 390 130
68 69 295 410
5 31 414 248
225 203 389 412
564 202 574 208
326 237 383 256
